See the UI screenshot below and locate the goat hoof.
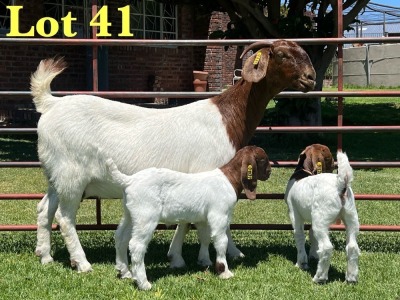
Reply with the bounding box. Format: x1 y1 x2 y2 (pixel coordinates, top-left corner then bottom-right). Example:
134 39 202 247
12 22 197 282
197 258 213 267
227 249 245 259
35 249 54 264
346 279 358 284
169 260 186 269
296 262 309 270
313 277 327 284
118 270 133 279
75 261 93 273
168 255 186 269
346 274 358 284
219 270 234 279
137 281 152 291
40 255 54 265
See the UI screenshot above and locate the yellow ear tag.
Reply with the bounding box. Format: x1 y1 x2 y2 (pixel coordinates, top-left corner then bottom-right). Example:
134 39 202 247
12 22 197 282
316 162 322 174
253 51 262 65
247 165 253 180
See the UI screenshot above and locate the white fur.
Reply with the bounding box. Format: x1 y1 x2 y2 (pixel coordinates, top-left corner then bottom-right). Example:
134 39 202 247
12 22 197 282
107 159 237 290
32 40 316 272
32 60 239 272
284 151 360 283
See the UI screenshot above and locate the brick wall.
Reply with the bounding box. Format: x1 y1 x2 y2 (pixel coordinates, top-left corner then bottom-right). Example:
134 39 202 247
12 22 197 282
0 1 239 125
0 44 87 126
203 12 244 91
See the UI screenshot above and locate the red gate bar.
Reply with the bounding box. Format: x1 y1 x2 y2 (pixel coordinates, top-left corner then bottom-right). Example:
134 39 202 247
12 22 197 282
2 160 400 168
0 223 399 232
1 9 400 235
2 90 400 98
336 0 344 150
1 193 400 201
3 125 400 136
257 126 400 133
2 37 400 46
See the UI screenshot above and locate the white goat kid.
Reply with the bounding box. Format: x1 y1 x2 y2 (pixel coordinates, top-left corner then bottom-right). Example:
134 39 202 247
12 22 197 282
284 151 360 283
287 144 335 260
31 40 316 272
108 146 271 290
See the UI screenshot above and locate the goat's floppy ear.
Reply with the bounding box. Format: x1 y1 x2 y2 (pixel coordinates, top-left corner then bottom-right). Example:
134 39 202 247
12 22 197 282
241 156 258 200
241 48 270 83
311 145 334 174
303 146 323 175
312 154 326 174
321 147 335 173
296 151 308 170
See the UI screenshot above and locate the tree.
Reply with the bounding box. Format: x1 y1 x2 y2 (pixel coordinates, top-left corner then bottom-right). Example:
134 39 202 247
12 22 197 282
158 0 370 125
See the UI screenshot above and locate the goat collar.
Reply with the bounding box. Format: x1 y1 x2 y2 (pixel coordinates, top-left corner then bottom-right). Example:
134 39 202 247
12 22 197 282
290 161 323 181
289 169 313 181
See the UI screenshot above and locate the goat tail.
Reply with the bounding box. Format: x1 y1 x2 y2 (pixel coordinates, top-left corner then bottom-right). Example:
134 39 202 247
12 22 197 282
105 158 131 188
336 151 354 197
31 57 67 114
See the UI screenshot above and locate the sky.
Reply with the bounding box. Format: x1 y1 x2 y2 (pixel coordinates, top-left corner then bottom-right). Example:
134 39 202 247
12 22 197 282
346 1 400 37
359 1 400 24
371 0 399 7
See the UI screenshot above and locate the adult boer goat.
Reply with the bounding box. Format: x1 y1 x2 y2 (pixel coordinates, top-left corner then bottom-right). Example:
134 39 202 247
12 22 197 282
31 40 316 272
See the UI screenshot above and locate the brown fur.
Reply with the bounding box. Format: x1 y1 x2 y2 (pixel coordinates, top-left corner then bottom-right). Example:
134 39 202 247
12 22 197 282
220 146 271 200
290 144 341 224
290 144 335 181
215 262 226 275
211 40 316 151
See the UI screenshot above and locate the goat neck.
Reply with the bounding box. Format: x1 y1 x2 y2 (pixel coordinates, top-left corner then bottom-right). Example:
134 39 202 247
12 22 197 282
289 167 314 181
219 146 270 198
212 79 272 151
290 144 335 181
220 151 246 198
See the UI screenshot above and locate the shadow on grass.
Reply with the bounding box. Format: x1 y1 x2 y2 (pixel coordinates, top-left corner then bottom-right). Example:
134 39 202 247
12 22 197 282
255 100 400 162
0 135 38 161
2 230 399 284
236 241 346 283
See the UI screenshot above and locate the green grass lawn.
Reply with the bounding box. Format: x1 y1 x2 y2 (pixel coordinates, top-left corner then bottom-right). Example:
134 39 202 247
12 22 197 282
0 93 400 299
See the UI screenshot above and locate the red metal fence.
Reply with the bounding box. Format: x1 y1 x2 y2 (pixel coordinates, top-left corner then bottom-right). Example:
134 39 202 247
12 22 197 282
1 3 400 233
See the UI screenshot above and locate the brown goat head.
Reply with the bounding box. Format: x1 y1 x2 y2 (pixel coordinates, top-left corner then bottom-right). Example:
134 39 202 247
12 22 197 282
297 144 335 175
239 146 272 200
240 40 316 92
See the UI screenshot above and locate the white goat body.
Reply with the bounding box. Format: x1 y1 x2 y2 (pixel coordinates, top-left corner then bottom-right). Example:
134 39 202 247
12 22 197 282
107 146 270 290
35 83 236 271
284 151 360 283
37 95 235 197
32 40 316 272
112 167 236 290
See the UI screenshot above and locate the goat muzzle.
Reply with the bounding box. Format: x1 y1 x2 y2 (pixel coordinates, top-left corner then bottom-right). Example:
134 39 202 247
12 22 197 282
260 165 272 181
298 69 316 92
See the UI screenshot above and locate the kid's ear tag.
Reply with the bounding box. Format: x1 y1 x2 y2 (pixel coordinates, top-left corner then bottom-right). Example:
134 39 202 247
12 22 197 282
247 165 253 180
253 51 262 66
316 162 322 174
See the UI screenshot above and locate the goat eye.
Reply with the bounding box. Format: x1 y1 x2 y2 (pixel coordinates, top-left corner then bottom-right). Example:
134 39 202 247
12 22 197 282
276 51 290 62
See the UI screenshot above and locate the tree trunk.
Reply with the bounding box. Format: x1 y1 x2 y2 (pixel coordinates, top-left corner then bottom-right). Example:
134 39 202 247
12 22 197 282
276 44 336 126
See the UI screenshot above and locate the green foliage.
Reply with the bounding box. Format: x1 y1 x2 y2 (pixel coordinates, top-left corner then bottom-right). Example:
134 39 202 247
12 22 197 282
251 93 400 161
278 14 315 38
